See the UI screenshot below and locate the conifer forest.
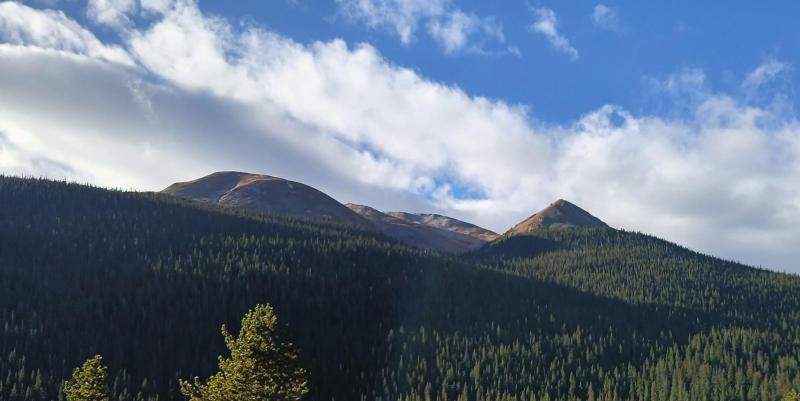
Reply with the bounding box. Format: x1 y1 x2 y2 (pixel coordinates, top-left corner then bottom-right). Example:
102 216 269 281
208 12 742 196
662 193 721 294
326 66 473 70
1 176 799 401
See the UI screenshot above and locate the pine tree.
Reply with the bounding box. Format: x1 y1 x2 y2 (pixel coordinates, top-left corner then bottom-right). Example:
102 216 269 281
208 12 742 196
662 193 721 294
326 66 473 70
180 304 309 401
63 355 109 401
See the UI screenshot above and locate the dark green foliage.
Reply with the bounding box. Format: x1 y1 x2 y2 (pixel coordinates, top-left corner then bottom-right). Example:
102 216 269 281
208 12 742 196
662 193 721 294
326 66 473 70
180 304 308 401
0 176 799 401
476 233 558 259
63 355 109 401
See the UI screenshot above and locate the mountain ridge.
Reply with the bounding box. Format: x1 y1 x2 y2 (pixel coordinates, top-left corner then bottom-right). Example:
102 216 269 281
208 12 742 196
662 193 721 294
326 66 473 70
161 171 370 228
163 171 613 253
385 211 499 244
347 204 497 252
163 171 502 253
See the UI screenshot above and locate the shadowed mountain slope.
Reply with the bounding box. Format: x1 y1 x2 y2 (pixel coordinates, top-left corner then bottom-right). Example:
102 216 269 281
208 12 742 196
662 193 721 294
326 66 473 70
386 211 498 245
347 204 495 252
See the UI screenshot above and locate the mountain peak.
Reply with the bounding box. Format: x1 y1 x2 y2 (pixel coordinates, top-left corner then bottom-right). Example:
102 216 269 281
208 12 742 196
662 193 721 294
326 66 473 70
506 199 608 235
161 171 370 227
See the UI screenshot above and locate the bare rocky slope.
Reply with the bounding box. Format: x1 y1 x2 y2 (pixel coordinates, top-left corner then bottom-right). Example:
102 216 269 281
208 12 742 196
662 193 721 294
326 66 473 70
161 171 370 227
506 199 609 236
163 173 610 253
161 171 500 253
386 211 498 247
347 204 497 252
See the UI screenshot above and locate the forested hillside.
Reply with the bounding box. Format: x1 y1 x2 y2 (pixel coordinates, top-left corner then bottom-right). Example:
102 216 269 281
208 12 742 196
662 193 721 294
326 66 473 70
0 176 798 401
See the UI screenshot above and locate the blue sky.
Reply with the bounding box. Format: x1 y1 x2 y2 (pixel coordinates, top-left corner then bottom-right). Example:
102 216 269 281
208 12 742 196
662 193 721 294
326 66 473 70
37 0 800 122
196 1 798 122
2 0 800 271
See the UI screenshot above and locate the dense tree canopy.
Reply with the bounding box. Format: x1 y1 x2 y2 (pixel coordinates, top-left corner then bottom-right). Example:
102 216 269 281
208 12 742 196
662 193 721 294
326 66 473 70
0 176 798 401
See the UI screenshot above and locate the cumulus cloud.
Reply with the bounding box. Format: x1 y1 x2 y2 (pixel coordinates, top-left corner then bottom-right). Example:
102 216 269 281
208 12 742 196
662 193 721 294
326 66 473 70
0 42 432 204
0 1 134 65
1 1 800 272
0 131 81 180
335 0 507 54
530 7 579 61
592 4 620 32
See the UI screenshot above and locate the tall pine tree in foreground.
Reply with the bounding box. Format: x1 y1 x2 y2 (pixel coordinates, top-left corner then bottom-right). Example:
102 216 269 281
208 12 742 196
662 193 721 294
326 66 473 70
63 355 109 401
180 304 309 401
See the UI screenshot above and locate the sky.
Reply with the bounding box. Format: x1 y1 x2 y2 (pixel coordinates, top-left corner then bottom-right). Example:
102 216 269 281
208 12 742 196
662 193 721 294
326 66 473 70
1 0 799 272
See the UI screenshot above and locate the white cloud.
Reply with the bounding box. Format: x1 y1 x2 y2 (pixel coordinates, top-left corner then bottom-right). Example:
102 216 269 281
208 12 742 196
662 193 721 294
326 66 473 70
592 4 620 32
0 130 83 180
427 10 504 54
87 0 137 29
139 0 173 14
335 0 506 54
0 42 430 202
644 68 710 107
86 0 174 28
0 1 134 65
2 1 800 272
743 58 790 89
530 7 579 61
336 0 444 44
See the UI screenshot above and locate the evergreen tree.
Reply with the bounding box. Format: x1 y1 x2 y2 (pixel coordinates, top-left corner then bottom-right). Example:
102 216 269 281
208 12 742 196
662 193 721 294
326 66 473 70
63 355 109 401
784 390 800 401
180 304 309 401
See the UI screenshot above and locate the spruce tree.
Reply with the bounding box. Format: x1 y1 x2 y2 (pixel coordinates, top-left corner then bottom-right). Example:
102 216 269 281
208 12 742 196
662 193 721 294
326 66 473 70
63 355 109 401
180 304 309 401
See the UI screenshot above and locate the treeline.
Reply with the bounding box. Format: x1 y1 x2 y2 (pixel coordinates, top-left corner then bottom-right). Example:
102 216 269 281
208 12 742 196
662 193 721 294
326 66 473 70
0 176 798 400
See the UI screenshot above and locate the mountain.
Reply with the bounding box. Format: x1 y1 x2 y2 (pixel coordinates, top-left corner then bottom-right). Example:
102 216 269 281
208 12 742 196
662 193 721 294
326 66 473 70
346 204 496 252
386 212 498 244
484 199 611 258
506 198 608 235
161 171 369 227
163 171 498 253
2 176 799 401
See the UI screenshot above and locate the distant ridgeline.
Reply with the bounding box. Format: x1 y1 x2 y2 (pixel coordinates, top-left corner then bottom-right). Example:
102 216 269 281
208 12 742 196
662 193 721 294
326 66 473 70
0 175 799 401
